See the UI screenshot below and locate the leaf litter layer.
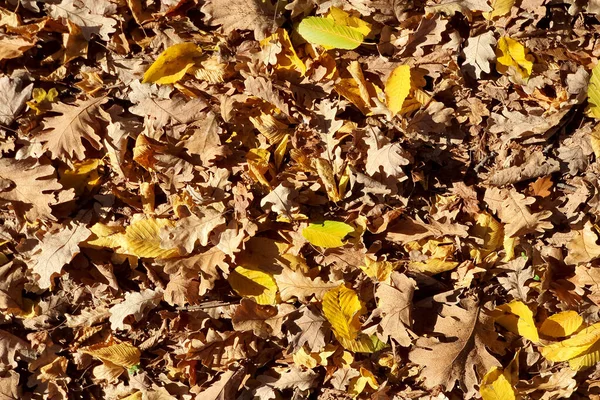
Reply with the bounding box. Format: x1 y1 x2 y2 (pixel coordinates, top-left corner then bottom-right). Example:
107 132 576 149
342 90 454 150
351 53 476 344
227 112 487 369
1 0 600 399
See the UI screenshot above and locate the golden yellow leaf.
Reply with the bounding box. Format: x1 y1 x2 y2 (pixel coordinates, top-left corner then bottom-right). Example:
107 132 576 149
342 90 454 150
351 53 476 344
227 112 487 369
349 367 379 397
326 7 372 37
59 159 102 194
588 63 600 119
385 65 411 116
260 29 306 76
494 301 540 343
568 340 600 370
496 37 534 80
81 341 141 368
313 158 341 202
540 322 600 365
360 256 398 282
540 311 583 338
86 218 179 259
142 42 202 85
228 266 278 305
322 285 385 353
479 366 516 400
322 285 363 341
293 347 319 369
121 218 179 259
246 148 272 188
483 0 515 19
407 239 459 275
302 220 354 248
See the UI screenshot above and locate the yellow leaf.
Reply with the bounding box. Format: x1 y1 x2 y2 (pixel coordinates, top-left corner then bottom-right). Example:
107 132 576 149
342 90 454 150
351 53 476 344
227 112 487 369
385 65 411 116
349 367 379 397
260 29 306 76
587 63 600 119
360 256 398 282
59 159 102 194
540 322 600 364
494 301 540 343
142 42 202 85
86 218 179 259
568 340 600 370
228 266 278 305
326 7 372 37
480 367 516 400
302 220 354 248
323 285 363 341
122 218 179 259
496 37 534 80
483 0 515 19
247 148 272 188
81 341 141 368
293 347 319 369
540 311 583 338
297 16 364 50
407 239 459 275
121 393 143 400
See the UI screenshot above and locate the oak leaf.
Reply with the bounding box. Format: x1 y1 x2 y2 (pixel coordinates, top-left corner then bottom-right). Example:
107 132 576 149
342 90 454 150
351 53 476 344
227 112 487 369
37 97 108 161
484 188 552 237
0 76 33 125
409 298 501 397
232 299 294 338
109 288 163 330
201 0 282 40
564 221 600 265
160 208 226 255
273 266 339 302
46 0 117 41
373 272 415 347
0 158 61 221
30 222 91 289
462 31 497 79
285 305 329 353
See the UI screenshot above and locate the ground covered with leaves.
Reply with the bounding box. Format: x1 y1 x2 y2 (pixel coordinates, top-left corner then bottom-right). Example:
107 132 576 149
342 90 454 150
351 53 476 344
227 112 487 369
3 0 600 399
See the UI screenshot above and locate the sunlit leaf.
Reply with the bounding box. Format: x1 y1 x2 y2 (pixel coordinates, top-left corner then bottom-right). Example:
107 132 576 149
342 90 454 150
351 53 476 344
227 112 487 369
229 266 278 305
302 220 354 248
142 42 203 85
385 65 411 116
297 17 364 50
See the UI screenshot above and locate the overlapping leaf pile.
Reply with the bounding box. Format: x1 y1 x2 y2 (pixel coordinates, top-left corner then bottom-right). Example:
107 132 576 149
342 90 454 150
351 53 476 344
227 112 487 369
2 0 600 398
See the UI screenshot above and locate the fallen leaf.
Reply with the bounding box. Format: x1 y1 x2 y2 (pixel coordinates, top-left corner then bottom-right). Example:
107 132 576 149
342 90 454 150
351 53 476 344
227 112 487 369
142 42 203 85
302 220 354 248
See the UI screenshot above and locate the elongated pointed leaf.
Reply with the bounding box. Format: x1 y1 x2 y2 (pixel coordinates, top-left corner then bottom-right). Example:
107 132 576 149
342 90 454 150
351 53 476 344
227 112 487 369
297 17 364 50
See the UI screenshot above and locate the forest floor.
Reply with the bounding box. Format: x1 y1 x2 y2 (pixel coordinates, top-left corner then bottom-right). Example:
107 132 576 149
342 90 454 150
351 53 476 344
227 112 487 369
1 0 600 399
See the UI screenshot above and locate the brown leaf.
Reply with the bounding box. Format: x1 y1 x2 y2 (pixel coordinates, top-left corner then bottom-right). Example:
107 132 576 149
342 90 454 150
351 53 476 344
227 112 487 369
232 299 294 338
285 305 329 353
274 266 339 302
37 97 108 160
409 297 501 397
109 288 163 330
201 0 283 40
484 187 553 237
487 151 560 186
564 221 600 265
374 272 415 347
0 158 61 221
30 222 91 289
160 208 226 255
0 76 33 126
0 330 28 368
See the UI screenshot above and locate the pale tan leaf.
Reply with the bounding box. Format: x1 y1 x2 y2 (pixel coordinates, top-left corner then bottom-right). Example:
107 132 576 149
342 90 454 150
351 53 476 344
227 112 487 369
37 97 108 161
109 288 163 330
